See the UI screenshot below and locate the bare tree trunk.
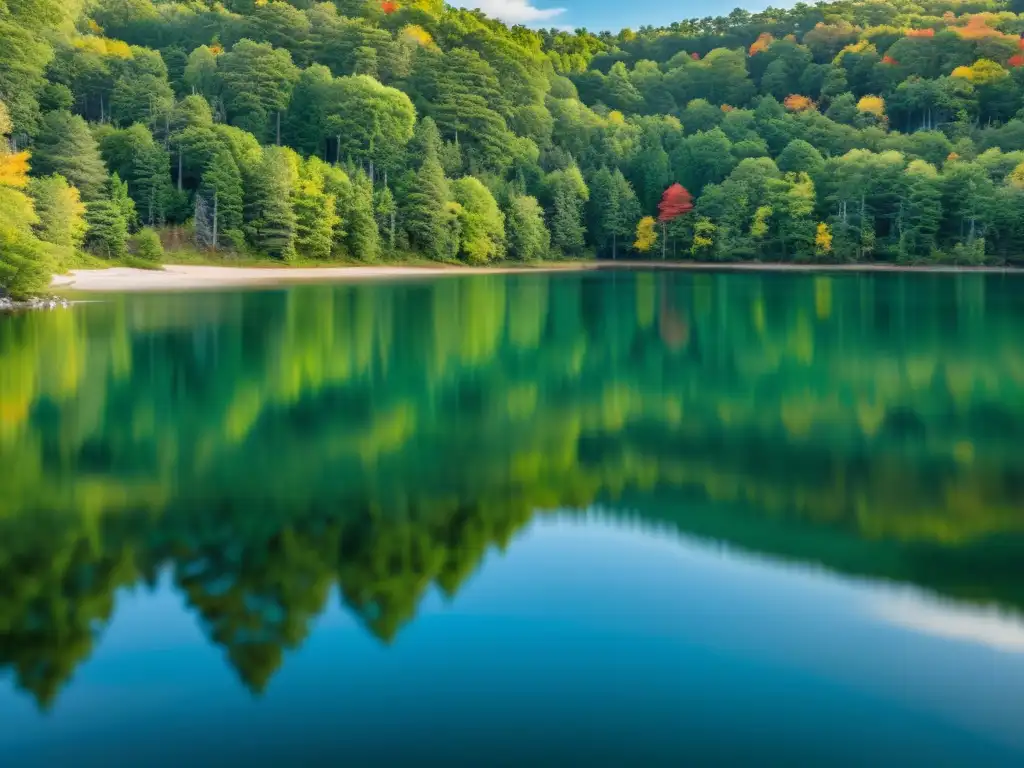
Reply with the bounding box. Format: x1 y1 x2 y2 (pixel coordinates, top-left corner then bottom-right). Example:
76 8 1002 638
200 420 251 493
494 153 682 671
177 151 183 193
213 190 219 250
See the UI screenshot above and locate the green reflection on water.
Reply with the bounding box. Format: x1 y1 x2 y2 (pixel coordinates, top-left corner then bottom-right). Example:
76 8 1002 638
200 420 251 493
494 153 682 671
0 270 1022 708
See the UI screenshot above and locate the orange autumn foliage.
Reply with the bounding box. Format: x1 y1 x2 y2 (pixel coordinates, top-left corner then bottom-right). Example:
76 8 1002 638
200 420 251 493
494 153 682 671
906 28 935 38
720 104 734 112
953 14 1011 41
882 55 898 65
381 1 399 14
749 33 774 56
784 94 815 112
1010 54 1024 68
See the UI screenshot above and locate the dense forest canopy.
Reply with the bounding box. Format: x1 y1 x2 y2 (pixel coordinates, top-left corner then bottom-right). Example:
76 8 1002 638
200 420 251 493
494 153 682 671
6 1 1024 295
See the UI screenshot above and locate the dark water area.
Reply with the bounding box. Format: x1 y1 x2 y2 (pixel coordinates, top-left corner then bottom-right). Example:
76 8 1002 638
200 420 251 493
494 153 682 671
1 270 1024 765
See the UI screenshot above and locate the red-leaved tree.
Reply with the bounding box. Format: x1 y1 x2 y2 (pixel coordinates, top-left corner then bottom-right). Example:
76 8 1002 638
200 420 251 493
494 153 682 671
657 184 694 259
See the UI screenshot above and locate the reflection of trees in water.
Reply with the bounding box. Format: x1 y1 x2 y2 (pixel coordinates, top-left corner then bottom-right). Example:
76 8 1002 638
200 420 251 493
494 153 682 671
0 271 1023 707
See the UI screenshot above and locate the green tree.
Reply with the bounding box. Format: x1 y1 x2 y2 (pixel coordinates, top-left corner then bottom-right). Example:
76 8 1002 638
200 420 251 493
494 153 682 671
0 19 52 137
31 112 109 202
27 175 88 250
403 119 450 261
183 46 220 103
84 199 129 259
109 173 138 232
345 168 379 262
293 158 338 261
244 146 297 259
776 139 825 175
132 226 164 261
0 225 50 299
506 194 549 261
588 167 639 259
898 160 942 261
98 123 171 225
546 165 589 257
217 39 299 144
199 150 245 250
451 176 505 264
326 75 416 180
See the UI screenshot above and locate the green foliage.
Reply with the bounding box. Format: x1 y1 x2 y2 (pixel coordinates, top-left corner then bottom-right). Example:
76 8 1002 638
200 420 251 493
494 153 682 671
84 199 129 259
31 111 108 201
217 39 299 143
505 194 550 260
244 145 297 259
132 226 164 261
451 176 505 264
0 223 50 299
346 169 380 262
546 165 589 256
27 174 87 249
402 118 451 261
293 157 338 261
2 0 1024 264
109 172 137 232
199 150 245 249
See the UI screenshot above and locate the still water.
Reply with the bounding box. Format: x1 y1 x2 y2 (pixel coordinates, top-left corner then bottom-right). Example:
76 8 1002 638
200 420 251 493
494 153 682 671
1 270 1023 765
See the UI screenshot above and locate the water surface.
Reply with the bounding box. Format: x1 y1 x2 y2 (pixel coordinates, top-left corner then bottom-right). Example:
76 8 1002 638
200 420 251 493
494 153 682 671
1 271 1023 765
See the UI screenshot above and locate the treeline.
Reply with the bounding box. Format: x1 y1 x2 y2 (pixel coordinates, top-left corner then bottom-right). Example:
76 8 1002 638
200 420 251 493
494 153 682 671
6 2 1024 296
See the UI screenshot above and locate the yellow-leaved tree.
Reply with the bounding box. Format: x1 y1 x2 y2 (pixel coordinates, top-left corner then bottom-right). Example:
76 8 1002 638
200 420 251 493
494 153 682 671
634 216 658 253
1 100 51 299
0 102 30 188
815 223 833 256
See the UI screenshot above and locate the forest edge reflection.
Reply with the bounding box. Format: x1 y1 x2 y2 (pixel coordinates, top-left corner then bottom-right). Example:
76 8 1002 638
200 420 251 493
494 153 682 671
1 270 1022 709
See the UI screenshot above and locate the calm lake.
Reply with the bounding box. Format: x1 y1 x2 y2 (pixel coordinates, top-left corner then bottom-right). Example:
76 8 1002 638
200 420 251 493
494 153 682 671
1 270 1023 765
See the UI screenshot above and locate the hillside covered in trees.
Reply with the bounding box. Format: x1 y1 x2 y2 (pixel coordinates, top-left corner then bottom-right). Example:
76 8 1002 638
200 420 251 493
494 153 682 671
6 1 1024 296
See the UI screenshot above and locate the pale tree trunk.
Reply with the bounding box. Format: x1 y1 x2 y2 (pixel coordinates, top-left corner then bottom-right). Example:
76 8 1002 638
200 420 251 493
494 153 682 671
213 190 219 251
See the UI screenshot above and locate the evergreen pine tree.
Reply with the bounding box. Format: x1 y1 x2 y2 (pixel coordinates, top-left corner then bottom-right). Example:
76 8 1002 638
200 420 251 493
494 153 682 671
347 169 380 262
31 111 109 202
201 150 245 249
403 118 450 261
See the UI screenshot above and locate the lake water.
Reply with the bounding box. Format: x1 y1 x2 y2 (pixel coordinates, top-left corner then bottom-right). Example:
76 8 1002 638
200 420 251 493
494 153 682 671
1 270 1023 765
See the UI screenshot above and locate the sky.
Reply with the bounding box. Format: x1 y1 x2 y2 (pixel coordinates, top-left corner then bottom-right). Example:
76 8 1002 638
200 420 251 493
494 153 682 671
451 0 783 33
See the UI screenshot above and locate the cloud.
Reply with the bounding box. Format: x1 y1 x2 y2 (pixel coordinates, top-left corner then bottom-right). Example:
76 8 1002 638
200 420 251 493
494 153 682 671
452 1 567 25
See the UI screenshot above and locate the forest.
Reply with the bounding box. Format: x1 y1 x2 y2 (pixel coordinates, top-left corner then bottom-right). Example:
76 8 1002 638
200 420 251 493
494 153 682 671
7 1 1024 296
1 270 1023 707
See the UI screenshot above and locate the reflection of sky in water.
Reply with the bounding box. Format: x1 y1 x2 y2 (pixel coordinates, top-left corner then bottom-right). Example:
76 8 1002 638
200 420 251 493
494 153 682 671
2 515 1023 766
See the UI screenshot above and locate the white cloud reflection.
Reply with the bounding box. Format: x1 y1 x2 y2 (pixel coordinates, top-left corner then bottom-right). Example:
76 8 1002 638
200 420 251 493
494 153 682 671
871 592 1024 653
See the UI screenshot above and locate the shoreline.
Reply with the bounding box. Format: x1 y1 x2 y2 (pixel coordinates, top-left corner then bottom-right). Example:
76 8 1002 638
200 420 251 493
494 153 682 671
48 261 1023 293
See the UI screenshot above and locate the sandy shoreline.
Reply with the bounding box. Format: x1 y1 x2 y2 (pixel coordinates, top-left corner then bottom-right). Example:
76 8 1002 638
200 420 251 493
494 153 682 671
50 261 1022 292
